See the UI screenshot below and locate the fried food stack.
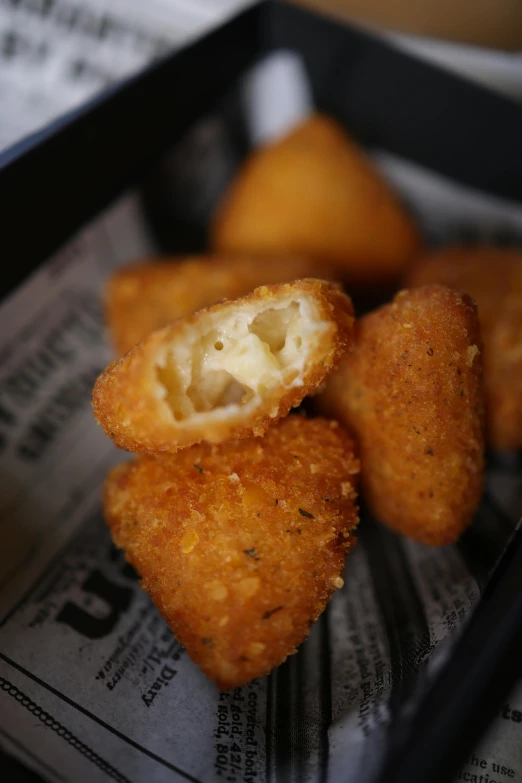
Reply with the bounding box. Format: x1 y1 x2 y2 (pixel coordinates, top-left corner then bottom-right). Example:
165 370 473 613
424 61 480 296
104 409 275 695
95 277 360 689
91 113 520 689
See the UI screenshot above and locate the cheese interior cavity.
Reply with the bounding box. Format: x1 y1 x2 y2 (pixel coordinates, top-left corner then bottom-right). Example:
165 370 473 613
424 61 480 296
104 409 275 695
155 296 330 422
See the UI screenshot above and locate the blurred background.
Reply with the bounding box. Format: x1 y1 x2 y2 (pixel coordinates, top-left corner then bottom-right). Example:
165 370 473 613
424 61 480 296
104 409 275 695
1 0 522 154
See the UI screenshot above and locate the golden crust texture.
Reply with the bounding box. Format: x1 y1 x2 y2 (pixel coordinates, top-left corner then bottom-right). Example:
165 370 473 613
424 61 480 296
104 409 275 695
211 114 422 285
106 255 337 355
318 285 485 545
93 280 354 453
406 246 522 451
103 415 360 690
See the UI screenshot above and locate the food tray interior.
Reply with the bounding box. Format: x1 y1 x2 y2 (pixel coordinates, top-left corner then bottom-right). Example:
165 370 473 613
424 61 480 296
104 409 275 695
1 3 521 783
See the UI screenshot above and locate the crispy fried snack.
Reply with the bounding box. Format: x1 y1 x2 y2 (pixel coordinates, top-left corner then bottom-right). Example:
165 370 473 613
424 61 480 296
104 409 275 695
106 255 336 355
406 246 522 451
211 114 422 285
317 285 485 545
93 280 354 453
104 415 359 690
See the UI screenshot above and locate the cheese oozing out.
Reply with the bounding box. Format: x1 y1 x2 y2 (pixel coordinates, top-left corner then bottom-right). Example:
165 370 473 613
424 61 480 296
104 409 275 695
155 295 332 422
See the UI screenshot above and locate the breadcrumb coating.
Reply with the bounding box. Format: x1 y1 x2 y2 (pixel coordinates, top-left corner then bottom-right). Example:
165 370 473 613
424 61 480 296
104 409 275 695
103 415 360 690
93 280 354 453
211 114 422 285
406 246 522 450
318 285 485 545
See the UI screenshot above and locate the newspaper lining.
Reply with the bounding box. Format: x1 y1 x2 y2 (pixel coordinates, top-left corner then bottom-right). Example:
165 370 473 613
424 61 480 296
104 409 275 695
0 0 251 153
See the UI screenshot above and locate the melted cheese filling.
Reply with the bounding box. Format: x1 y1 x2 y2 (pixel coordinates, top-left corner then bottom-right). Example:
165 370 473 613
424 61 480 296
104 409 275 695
155 296 330 422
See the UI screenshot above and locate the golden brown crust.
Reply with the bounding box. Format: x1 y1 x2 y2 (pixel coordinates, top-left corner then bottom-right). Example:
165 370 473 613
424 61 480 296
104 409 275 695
406 246 522 451
211 114 422 285
318 285 485 545
93 280 354 453
106 255 338 355
103 416 360 690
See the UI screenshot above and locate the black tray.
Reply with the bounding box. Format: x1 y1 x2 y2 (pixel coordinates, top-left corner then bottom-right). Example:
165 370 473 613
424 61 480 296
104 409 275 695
1 2 522 782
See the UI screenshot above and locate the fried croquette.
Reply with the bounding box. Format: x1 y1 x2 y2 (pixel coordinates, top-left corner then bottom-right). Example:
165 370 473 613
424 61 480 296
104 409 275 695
211 114 422 285
317 285 485 545
103 415 360 690
93 280 354 453
106 255 337 355
406 246 522 451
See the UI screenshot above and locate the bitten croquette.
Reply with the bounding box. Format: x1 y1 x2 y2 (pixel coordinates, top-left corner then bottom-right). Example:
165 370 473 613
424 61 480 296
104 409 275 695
106 255 337 355
93 280 354 453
